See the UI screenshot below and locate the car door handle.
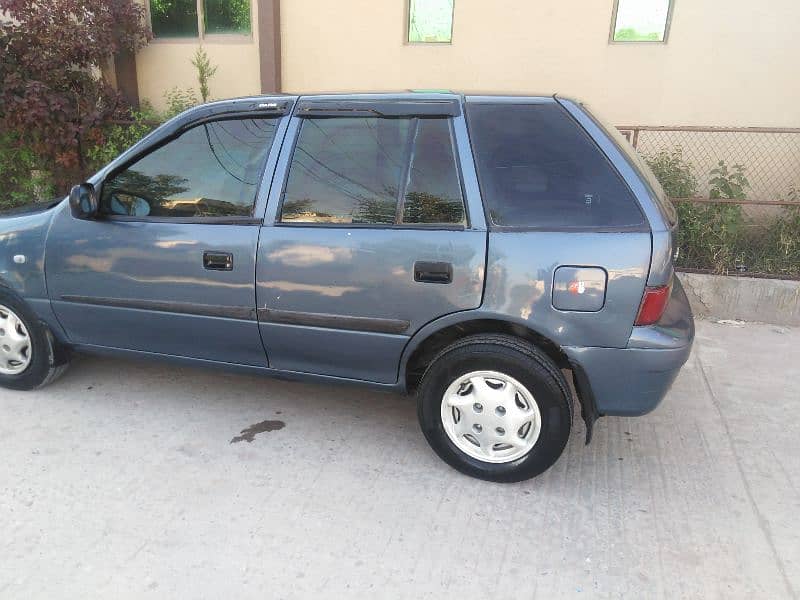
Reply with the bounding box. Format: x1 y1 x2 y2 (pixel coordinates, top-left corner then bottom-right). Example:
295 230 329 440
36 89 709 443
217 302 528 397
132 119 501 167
203 251 233 271
414 261 453 284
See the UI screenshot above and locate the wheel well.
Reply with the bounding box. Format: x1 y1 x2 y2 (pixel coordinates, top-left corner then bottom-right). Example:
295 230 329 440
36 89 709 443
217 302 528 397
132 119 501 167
405 319 570 393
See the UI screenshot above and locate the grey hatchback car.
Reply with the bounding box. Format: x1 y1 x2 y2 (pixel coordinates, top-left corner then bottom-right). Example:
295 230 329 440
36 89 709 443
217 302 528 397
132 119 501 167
0 92 693 482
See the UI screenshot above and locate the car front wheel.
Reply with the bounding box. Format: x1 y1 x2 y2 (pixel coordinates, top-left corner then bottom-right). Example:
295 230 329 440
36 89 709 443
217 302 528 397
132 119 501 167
417 334 572 482
0 292 69 391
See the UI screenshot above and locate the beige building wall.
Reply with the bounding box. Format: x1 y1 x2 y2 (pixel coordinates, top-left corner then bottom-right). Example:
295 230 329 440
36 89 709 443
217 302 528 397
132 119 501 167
280 0 800 127
135 1 262 111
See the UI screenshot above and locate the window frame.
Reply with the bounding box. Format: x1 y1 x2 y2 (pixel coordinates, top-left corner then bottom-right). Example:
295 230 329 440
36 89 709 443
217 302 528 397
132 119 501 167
608 0 674 45
274 113 469 230
405 0 455 45
465 99 650 234
147 0 254 42
96 114 281 224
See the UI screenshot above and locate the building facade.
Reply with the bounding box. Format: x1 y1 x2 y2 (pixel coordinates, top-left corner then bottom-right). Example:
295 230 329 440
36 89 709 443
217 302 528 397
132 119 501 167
130 0 798 127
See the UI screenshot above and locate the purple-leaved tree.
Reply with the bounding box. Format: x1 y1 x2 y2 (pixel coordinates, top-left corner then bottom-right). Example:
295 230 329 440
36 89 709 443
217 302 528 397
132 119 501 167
0 0 150 191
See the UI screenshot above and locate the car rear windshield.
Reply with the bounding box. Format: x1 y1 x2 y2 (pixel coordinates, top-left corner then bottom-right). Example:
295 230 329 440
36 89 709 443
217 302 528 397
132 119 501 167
582 105 678 227
466 102 646 229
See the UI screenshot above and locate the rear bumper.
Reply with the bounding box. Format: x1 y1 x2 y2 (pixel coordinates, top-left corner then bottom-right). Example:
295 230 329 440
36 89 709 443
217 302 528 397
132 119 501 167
565 277 695 417
565 342 692 416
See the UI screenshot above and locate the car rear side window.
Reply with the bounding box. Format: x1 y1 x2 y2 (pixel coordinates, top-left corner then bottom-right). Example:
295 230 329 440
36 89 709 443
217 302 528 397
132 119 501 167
279 116 465 226
100 118 276 219
466 103 645 229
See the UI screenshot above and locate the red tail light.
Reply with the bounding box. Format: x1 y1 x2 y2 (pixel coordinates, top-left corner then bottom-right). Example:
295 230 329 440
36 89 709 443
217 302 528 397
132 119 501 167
635 284 671 326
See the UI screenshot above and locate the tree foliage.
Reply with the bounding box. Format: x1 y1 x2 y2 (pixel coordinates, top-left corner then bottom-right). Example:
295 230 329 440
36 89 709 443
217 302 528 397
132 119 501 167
0 0 151 191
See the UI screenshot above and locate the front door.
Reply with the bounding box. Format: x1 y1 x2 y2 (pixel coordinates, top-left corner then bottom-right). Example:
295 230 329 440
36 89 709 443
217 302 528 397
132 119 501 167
46 114 284 366
256 96 487 383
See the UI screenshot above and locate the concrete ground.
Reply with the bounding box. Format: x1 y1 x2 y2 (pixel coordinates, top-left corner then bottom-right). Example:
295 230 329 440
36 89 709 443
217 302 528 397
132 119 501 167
1 320 798 599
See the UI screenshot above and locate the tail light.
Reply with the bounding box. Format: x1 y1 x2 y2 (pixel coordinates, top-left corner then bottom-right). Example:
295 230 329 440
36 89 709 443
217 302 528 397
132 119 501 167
635 283 672 326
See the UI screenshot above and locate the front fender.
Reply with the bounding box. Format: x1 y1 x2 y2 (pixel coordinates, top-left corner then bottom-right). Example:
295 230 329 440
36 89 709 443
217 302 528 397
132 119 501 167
0 199 62 297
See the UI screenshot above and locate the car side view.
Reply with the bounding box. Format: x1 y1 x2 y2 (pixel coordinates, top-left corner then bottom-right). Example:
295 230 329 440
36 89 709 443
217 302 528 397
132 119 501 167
0 92 694 482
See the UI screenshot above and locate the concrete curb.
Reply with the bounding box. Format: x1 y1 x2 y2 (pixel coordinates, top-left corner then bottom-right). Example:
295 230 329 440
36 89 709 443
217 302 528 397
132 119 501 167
677 271 800 326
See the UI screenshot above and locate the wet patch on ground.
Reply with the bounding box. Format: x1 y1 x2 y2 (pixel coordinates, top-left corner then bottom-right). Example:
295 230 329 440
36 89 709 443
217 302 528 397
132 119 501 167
230 420 286 444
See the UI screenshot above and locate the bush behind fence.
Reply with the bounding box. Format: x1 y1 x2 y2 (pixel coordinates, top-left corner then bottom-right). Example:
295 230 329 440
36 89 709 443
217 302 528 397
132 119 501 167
620 125 800 279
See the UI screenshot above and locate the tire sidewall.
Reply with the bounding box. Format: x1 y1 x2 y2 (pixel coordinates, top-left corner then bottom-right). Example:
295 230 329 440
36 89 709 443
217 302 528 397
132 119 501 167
418 343 571 482
0 289 53 390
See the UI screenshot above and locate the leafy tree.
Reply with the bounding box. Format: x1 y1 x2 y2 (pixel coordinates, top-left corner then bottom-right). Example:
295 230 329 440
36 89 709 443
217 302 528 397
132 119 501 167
403 191 464 224
204 0 251 33
353 197 395 224
106 170 190 206
0 0 151 193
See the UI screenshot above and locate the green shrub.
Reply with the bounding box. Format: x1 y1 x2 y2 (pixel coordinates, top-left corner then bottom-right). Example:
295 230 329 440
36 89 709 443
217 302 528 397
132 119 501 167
767 204 800 277
644 147 698 198
191 47 218 103
86 101 161 169
163 87 199 119
0 133 56 208
709 160 749 200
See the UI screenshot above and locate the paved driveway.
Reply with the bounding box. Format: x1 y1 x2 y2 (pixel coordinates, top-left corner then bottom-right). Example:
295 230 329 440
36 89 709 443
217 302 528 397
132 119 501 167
1 320 798 599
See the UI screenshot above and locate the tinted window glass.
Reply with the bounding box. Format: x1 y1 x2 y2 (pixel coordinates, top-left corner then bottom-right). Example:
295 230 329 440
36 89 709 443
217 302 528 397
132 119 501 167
403 118 465 225
281 118 407 224
280 116 464 225
584 105 677 226
101 118 275 218
204 0 251 34
150 0 199 38
467 103 645 228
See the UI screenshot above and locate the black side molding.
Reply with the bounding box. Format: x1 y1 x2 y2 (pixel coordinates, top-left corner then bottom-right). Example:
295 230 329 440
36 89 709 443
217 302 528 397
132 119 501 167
258 308 409 335
59 296 256 321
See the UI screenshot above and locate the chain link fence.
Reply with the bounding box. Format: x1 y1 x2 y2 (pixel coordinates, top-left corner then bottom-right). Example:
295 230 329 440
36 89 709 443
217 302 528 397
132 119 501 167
619 125 800 202
618 125 800 278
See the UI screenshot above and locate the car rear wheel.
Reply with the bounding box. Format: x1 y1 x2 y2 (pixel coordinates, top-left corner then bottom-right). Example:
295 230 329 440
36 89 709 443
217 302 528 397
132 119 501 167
0 293 69 391
417 334 572 482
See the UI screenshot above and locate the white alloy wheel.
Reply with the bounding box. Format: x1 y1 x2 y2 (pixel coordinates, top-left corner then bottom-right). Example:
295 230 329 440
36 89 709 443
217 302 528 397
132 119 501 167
440 370 542 463
0 304 32 375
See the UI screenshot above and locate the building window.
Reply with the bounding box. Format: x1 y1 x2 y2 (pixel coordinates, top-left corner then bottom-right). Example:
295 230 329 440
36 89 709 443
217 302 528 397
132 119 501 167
150 0 198 38
204 0 251 35
150 0 251 39
408 0 454 44
611 0 672 43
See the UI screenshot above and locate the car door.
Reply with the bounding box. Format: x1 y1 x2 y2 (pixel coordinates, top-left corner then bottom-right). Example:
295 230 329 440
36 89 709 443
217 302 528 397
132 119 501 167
255 95 487 383
46 108 289 366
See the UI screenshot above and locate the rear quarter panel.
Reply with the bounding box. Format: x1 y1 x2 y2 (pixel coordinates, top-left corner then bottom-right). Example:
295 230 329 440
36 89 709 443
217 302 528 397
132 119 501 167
484 230 651 348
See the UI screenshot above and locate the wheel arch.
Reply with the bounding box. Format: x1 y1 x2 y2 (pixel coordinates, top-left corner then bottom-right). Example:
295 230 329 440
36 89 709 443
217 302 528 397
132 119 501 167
401 311 600 443
401 312 570 393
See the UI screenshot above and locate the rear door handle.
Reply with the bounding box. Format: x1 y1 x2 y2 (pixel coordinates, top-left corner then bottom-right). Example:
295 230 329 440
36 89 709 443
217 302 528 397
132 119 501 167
203 251 233 271
414 261 453 284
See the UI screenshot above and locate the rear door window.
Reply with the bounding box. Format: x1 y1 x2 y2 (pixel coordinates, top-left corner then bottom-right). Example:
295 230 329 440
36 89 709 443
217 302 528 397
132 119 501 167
466 103 645 229
279 116 466 226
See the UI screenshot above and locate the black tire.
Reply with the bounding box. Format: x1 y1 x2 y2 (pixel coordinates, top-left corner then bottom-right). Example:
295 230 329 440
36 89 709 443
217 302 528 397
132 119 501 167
0 290 70 391
417 334 572 483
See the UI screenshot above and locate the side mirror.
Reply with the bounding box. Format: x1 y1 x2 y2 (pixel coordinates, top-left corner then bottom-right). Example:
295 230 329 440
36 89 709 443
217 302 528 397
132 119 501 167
69 183 98 220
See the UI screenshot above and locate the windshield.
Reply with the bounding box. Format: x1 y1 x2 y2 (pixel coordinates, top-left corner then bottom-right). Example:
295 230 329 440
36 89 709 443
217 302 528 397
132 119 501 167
582 105 677 227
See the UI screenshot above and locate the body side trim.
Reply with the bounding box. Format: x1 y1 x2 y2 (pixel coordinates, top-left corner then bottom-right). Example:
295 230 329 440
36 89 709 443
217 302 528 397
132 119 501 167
59 295 256 321
257 308 410 334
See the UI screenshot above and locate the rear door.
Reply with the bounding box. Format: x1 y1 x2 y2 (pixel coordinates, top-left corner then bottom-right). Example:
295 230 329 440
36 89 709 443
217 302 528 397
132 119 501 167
256 95 487 383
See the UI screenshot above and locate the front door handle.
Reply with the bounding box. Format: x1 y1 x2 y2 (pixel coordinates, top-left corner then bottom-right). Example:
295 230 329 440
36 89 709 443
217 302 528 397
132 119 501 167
414 261 453 284
203 251 233 271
